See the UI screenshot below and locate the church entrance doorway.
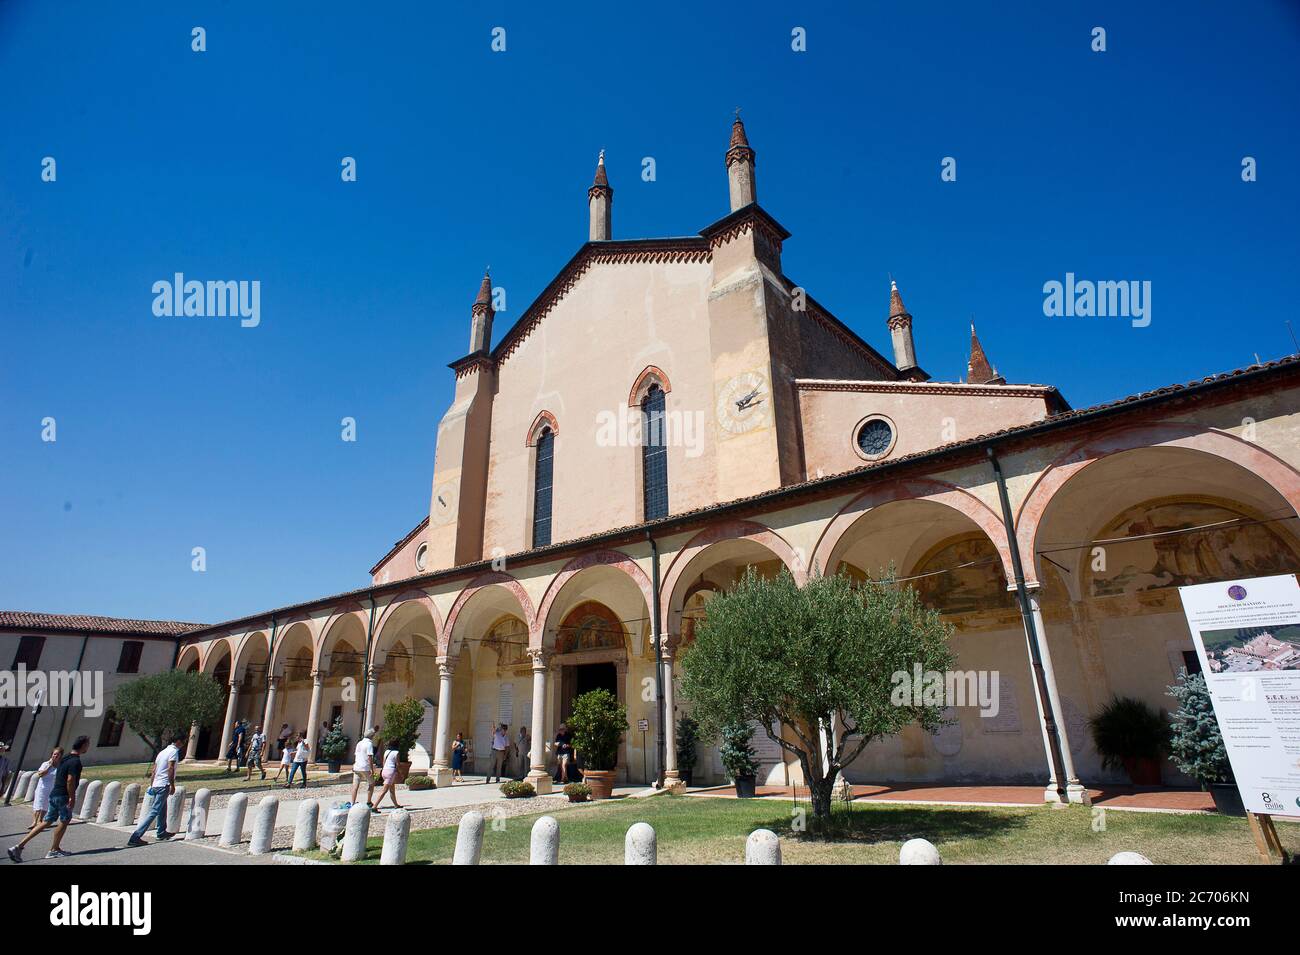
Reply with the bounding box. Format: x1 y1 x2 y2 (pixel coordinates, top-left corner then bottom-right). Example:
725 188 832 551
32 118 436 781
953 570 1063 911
561 662 618 722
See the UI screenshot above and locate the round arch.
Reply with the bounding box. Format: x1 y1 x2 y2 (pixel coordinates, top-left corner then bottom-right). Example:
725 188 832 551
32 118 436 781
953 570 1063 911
442 572 536 656
372 591 442 667
534 550 654 651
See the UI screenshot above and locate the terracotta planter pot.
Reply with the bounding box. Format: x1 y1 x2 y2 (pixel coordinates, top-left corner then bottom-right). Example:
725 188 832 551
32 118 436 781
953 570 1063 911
397 761 411 784
583 769 616 800
1122 756 1162 786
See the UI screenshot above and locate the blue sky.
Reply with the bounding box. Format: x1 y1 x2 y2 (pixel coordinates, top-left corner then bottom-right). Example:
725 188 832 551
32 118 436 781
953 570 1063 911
2 2 1298 624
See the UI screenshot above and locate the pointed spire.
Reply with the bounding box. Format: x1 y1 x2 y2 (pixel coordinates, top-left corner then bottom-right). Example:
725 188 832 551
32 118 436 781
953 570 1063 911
887 278 910 327
886 279 927 380
592 149 608 188
725 110 757 211
587 150 613 241
967 324 1004 385
469 269 494 353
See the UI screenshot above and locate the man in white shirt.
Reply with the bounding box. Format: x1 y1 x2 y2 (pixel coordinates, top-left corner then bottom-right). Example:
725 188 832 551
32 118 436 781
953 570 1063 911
350 728 378 810
127 732 185 846
287 737 310 789
487 724 510 784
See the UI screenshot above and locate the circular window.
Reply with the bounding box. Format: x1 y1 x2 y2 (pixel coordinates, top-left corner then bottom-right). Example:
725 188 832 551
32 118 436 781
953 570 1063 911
854 417 895 461
414 542 429 572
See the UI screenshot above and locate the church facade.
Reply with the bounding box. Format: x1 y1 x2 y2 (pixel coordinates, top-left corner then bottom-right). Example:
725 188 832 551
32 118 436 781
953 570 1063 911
170 118 1300 800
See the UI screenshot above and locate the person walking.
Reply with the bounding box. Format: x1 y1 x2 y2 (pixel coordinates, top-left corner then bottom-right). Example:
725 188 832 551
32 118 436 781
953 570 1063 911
29 746 62 831
224 719 246 773
276 722 291 759
127 732 185 847
370 743 403 810
286 735 310 789
274 736 294 782
350 728 378 810
244 724 267 781
553 723 574 784
514 726 531 780
8 735 89 862
450 732 466 783
486 724 510 784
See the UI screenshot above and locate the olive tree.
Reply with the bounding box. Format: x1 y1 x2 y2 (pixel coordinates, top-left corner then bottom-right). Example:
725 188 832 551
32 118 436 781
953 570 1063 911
680 568 954 821
113 669 227 757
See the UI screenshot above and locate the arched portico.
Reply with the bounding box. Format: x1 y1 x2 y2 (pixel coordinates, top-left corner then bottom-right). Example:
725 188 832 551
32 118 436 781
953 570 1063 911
368 592 442 770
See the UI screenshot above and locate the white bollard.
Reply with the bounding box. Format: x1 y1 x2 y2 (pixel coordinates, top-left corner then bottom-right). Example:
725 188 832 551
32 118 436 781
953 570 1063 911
249 795 278 855
380 809 411 865
165 785 187 833
899 838 942 865
1108 851 1154 865
117 783 140 826
220 792 248 847
74 779 89 815
453 810 485 865
79 779 103 820
341 802 371 862
293 799 319 851
24 771 40 802
745 828 782 865
530 815 559 865
625 822 656 865
186 788 212 839
97 781 122 824
15 771 32 801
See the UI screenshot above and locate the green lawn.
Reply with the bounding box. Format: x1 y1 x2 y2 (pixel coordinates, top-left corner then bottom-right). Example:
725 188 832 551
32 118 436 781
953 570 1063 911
329 793 1300 865
83 760 343 794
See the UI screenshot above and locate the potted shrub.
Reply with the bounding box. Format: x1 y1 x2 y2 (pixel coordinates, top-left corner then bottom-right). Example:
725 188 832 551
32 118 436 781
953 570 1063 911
319 717 350 774
1088 696 1168 785
500 780 535 799
720 720 759 798
406 774 434 792
567 688 628 799
563 782 592 803
1167 669 1242 815
380 696 425 783
676 715 700 787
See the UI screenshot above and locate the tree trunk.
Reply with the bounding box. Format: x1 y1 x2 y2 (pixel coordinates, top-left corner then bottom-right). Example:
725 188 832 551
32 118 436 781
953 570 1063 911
808 776 835 820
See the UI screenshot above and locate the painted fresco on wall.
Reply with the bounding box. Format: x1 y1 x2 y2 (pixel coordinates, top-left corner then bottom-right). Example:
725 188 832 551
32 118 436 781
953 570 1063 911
480 615 529 668
1087 500 1300 597
555 601 626 654
913 535 1014 615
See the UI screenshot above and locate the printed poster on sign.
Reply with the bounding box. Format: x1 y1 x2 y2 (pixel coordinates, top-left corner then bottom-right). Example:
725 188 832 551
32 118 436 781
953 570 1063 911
1178 573 1300 815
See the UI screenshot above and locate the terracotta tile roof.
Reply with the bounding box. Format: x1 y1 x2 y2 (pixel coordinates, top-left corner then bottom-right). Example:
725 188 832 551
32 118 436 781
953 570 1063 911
178 355 1300 642
0 610 204 637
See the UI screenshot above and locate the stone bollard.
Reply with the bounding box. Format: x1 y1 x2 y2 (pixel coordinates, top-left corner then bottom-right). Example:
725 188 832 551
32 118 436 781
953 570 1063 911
249 795 278 855
117 783 140 826
186 789 212 839
625 822 656 865
745 829 782 865
97 781 122 824
453 811 485 865
380 809 411 865
530 815 559 865
899 838 942 865
15 771 32 801
74 779 89 815
24 771 40 802
1107 851 1154 865
220 792 248 847
165 786 187 834
79 780 104 820
293 799 319 852
341 802 371 862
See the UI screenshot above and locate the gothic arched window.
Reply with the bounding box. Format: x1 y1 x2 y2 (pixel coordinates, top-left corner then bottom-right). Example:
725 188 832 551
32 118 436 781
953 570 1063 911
532 426 554 547
642 384 668 520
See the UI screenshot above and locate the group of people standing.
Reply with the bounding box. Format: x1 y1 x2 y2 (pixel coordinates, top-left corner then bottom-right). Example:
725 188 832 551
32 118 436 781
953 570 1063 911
449 724 533 783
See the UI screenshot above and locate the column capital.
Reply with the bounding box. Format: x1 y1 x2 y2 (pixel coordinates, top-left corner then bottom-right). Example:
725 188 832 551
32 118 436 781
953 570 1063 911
267 675 281 690
436 655 457 678
228 679 240 691
311 670 323 687
527 647 550 671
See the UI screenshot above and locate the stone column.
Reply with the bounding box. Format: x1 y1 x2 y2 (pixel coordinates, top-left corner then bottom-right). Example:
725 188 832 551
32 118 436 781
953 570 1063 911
615 657 630 781
661 645 681 787
364 666 379 732
432 656 456 788
526 649 552 795
305 671 324 757
1028 590 1088 805
184 721 200 761
262 676 280 735
216 682 240 762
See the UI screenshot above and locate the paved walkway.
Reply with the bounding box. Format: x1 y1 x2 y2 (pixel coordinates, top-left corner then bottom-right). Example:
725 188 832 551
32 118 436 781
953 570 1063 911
688 782 1220 813
0 804 268 866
